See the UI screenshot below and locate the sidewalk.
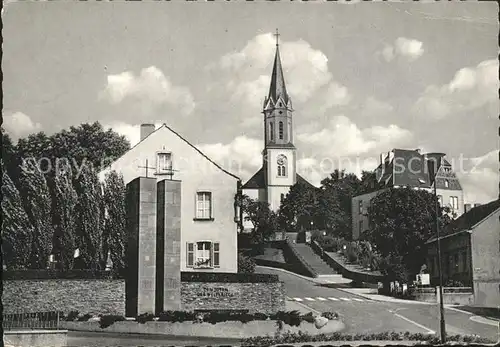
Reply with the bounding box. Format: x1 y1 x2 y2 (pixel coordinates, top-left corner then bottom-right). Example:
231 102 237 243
339 288 434 305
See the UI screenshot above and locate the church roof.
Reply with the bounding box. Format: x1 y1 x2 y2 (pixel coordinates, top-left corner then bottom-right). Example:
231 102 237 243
241 166 314 190
268 44 288 105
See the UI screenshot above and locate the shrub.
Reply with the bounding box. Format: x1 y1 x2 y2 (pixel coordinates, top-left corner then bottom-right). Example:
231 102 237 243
180 271 278 283
238 253 256 274
65 311 79 321
157 310 195 322
321 311 338 320
99 315 125 329
77 313 92 322
445 279 465 287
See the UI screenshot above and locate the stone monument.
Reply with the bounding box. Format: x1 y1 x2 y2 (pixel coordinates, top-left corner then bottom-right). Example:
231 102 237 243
155 179 182 314
125 177 157 317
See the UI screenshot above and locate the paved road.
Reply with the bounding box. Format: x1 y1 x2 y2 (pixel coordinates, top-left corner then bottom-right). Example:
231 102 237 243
257 266 500 341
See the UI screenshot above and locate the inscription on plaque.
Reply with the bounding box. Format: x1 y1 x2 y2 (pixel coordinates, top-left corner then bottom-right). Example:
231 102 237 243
197 287 234 298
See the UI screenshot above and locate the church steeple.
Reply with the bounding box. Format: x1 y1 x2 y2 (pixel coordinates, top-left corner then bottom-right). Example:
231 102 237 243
268 29 288 104
263 29 294 149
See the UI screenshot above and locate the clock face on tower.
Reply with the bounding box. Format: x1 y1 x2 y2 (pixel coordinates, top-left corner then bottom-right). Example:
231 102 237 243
277 154 287 165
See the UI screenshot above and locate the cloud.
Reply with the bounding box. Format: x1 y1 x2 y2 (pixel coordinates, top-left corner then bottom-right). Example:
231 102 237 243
379 37 424 62
99 66 195 115
413 59 498 120
456 149 498 204
297 115 413 158
197 136 263 179
212 33 348 112
2 112 42 139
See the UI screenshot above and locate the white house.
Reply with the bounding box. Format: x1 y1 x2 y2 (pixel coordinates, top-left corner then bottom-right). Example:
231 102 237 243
99 124 241 273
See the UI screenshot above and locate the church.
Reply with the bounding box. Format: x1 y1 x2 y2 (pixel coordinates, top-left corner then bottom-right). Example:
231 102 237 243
242 33 314 225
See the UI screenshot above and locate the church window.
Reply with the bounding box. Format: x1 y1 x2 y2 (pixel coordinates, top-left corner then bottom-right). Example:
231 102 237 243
157 152 172 174
445 179 449 188
279 121 284 140
277 155 287 177
195 192 212 220
270 122 274 141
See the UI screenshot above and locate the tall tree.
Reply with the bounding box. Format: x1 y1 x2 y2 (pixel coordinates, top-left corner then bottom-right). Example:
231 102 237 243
2 128 20 183
240 195 279 244
320 169 362 239
278 182 319 232
74 165 103 270
358 170 378 195
18 158 54 269
364 187 453 280
1 165 34 269
103 171 127 273
52 160 78 270
50 122 130 172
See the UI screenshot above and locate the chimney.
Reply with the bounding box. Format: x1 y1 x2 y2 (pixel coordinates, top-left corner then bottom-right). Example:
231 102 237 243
140 124 155 141
464 203 472 213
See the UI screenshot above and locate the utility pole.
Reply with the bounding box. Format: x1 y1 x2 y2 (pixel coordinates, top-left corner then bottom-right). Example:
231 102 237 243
433 168 446 343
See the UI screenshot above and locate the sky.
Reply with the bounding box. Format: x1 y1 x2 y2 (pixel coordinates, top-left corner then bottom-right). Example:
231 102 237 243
2 1 498 204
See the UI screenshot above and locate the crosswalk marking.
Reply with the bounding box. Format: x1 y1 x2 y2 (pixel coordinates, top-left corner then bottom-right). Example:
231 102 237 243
316 297 327 301
328 297 339 301
352 298 364 302
340 297 351 301
304 297 315 301
293 297 303 301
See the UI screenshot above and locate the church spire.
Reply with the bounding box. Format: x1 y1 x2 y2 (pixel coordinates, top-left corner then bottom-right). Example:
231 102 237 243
268 29 288 104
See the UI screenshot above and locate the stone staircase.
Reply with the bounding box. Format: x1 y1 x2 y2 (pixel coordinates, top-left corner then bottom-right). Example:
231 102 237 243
289 243 337 276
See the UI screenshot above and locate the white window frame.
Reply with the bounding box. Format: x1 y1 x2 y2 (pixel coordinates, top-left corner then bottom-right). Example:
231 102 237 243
277 165 287 177
450 196 458 210
156 151 173 174
186 241 220 269
195 191 213 220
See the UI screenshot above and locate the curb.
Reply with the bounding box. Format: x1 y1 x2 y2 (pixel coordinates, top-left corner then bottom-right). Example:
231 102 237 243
255 265 371 301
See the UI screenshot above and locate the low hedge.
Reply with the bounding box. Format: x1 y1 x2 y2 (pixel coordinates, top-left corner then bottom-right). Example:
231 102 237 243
3 269 121 280
72 310 339 328
241 331 495 346
180 271 279 283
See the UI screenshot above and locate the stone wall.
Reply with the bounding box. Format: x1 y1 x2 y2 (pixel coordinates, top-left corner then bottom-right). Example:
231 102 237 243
2 279 125 315
181 281 285 314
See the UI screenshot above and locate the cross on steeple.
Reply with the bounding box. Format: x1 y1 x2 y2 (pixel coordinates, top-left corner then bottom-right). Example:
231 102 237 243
138 159 156 178
274 28 280 47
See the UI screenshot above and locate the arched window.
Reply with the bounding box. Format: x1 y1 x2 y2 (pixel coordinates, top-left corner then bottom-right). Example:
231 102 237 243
278 121 284 140
270 122 274 141
278 165 286 177
277 155 287 177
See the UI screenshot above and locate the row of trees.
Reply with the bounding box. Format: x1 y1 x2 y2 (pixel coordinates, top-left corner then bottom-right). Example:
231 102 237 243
1 123 130 272
241 169 379 244
240 171 453 282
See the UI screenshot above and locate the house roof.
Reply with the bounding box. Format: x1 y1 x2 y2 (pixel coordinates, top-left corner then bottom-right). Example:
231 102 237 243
100 123 240 181
375 149 462 191
427 199 500 243
241 167 315 190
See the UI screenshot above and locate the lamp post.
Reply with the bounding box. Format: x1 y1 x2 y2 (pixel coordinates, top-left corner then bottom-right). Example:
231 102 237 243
433 169 446 343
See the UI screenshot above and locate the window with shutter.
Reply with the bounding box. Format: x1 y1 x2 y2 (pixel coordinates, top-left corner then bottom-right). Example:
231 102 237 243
213 242 220 268
186 243 194 267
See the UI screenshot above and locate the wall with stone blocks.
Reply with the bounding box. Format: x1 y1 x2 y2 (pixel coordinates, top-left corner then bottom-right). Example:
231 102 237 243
2 279 125 315
181 281 285 314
